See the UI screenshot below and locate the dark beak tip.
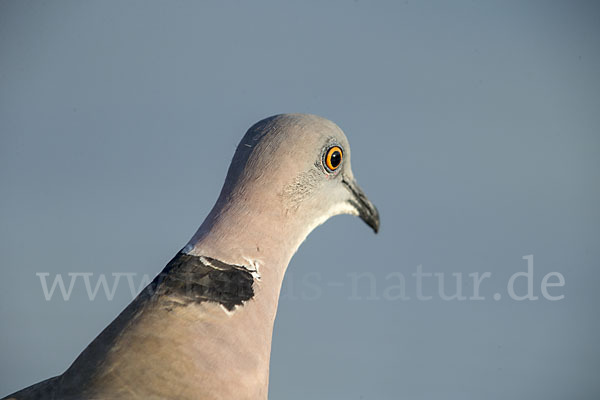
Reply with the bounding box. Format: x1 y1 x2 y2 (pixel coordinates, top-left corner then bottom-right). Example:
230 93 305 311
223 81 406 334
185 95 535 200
342 177 380 235
370 209 380 234
360 203 380 234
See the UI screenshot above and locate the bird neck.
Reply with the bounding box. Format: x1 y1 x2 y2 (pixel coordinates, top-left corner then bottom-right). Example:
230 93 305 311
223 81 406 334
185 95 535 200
138 200 311 398
185 194 313 278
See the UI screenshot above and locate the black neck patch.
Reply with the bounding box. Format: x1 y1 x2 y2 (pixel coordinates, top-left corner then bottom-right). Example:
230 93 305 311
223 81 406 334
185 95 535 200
148 252 255 311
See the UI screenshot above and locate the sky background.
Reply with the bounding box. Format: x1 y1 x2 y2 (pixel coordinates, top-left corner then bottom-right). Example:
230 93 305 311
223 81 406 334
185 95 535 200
1 1 599 399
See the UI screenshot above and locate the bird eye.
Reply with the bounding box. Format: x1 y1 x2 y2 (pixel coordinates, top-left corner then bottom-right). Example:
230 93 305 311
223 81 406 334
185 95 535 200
324 146 343 171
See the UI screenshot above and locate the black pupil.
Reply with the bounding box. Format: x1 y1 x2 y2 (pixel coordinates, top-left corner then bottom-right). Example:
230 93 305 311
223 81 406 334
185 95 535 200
330 150 341 168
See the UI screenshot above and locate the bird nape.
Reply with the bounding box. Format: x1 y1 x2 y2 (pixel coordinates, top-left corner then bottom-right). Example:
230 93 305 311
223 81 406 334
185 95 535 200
4 113 379 400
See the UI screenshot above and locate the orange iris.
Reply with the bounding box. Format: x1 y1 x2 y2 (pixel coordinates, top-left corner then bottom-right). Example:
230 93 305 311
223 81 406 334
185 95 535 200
325 146 343 171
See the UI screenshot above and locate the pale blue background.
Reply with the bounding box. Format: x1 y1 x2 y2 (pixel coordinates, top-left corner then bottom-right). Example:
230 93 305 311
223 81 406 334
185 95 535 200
1 1 599 399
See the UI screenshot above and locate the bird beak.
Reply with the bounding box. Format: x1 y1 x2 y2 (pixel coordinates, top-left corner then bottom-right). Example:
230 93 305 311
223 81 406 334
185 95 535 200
342 177 380 234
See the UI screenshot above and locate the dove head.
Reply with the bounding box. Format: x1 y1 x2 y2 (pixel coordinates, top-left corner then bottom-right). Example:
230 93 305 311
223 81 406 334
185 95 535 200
188 114 379 265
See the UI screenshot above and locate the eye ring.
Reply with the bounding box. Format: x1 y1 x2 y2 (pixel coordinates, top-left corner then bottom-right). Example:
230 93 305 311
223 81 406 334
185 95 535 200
324 146 343 172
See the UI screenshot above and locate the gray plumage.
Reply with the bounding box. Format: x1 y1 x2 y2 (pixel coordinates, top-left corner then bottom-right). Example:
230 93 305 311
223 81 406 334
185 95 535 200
4 114 379 400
